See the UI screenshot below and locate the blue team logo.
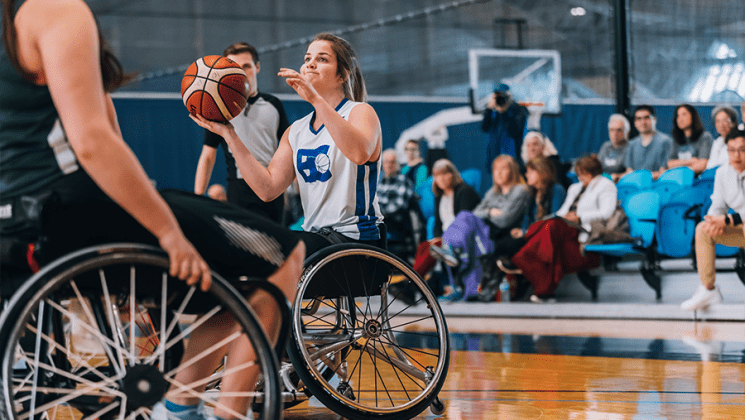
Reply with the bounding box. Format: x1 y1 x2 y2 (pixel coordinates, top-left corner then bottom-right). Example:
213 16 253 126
297 145 333 183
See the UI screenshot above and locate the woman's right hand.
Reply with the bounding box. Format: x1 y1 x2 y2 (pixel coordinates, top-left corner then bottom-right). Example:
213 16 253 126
159 229 212 292
190 114 235 139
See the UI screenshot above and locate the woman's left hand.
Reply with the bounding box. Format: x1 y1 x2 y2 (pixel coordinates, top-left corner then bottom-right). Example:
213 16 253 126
489 208 503 218
278 68 319 104
189 113 235 138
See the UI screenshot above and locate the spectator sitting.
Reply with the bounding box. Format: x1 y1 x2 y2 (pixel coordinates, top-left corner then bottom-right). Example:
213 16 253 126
502 155 616 303
379 149 423 263
598 114 630 182
410 159 481 296
707 106 739 170
681 127 745 312
430 155 531 302
521 131 570 189
483 156 567 301
623 105 672 180
401 139 429 190
667 104 713 176
207 184 228 202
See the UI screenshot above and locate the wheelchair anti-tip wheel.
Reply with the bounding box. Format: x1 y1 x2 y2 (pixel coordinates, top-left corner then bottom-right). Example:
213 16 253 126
287 244 449 420
0 243 281 420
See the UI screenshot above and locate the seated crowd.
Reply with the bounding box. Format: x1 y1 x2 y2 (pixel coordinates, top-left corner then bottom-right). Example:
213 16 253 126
380 102 745 308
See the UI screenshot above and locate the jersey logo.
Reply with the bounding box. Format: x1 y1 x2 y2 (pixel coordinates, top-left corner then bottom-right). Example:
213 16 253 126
297 145 333 183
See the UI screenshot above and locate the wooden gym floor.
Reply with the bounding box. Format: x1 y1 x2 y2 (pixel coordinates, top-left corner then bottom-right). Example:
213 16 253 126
285 318 745 419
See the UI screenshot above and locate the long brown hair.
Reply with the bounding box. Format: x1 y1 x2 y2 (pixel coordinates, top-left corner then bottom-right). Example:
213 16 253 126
313 33 367 102
526 156 557 219
2 0 126 92
490 155 522 193
431 159 463 198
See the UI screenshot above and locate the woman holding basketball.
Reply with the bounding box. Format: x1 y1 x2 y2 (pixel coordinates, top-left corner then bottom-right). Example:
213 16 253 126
1 0 304 418
193 32 384 256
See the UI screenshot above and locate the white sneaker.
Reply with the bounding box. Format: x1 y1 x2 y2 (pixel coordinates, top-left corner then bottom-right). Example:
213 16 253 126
680 285 722 311
529 294 556 303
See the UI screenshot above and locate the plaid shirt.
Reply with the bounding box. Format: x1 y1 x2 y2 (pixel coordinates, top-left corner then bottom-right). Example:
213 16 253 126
378 171 415 218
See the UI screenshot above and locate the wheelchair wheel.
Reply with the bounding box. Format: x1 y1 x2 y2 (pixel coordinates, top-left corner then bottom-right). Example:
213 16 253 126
287 244 449 420
0 243 281 420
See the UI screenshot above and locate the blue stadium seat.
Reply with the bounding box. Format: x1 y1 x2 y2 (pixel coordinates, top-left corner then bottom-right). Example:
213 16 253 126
460 168 482 192
655 188 709 259
416 176 435 221
648 181 683 207
657 166 694 186
698 165 718 180
618 169 653 189
584 190 662 299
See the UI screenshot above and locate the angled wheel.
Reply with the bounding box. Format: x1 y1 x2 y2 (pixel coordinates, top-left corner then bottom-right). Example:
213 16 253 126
287 244 449 420
0 243 281 420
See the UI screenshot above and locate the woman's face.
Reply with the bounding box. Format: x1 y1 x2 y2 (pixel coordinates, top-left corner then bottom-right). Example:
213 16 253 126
525 167 540 187
576 170 594 186
433 170 454 192
525 136 544 161
301 40 341 90
676 107 693 131
714 111 734 138
493 160 512 187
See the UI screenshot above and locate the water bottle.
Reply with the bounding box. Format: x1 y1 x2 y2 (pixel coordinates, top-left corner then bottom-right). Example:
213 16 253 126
499 278 510 303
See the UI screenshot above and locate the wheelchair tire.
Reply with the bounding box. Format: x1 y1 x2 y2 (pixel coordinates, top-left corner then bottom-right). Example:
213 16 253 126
0 243 281 420
287 244 449 420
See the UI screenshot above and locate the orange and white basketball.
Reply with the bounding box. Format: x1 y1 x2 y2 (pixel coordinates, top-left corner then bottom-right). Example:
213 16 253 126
181 55 249 123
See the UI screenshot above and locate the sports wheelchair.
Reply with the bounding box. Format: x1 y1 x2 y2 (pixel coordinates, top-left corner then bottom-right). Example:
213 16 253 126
278 242 450 420
0 242 285 420
0 234 450 420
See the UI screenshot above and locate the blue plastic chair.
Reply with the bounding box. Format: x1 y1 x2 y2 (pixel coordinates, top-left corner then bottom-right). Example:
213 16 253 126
616 184 640 206
415 176 435 221
584 190 660 257
698 166 718 180
460 168 482 192
655 188 708 258
584 190 662 299
648 181 683 207
566 172 579 185
617 169 653 189
657 167 694 187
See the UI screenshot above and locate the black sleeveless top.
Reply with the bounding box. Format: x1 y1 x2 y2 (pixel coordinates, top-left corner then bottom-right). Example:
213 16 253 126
0 1 93 200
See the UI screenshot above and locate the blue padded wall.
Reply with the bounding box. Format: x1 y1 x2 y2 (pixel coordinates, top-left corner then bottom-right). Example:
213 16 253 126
112 97 721 195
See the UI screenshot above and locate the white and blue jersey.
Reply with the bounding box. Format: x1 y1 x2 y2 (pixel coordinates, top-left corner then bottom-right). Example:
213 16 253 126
288 98 382 241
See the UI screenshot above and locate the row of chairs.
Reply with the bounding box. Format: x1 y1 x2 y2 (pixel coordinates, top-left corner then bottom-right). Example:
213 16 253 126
585 166 745 300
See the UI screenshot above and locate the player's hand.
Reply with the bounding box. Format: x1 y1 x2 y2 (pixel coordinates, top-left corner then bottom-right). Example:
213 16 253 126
159 229 212 292
189 113 235 139
278 68 320 104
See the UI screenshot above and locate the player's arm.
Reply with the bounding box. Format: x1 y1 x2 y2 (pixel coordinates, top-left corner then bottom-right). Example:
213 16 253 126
313 101 382 164
30 0 209 288
190 115 296 201
194 145 218 195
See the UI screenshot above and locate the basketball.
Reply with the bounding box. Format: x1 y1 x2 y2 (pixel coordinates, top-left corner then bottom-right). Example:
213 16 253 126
181 55 249 123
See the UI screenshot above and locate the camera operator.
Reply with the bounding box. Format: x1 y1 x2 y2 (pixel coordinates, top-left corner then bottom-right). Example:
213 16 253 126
481 83 529 170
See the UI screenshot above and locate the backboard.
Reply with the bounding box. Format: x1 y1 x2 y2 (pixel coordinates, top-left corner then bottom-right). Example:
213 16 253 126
468 48 562 117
